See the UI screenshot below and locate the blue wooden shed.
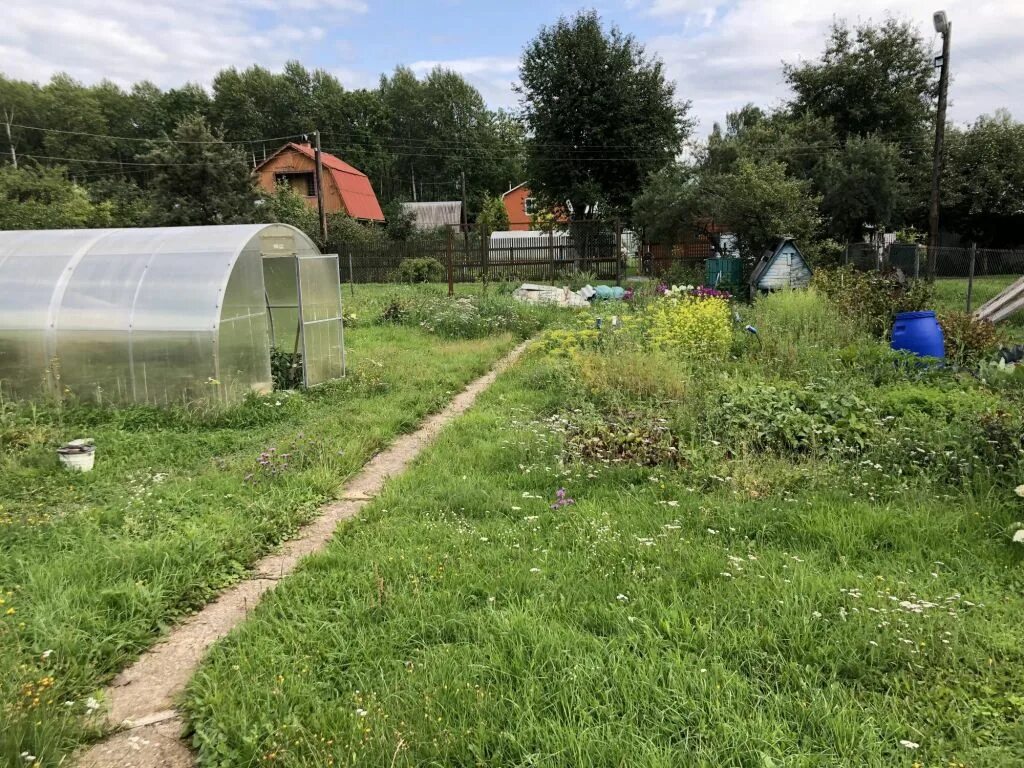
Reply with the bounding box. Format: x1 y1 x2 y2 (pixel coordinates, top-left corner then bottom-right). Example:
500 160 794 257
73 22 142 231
749 238 812 296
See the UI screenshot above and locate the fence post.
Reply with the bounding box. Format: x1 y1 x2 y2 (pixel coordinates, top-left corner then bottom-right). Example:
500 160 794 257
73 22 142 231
914 245 921 280
548 229 555 283
844 242 850 267
481 227 489 296
966 241 977 313
614 220 623 286
348 251 355 296
446 228 454 298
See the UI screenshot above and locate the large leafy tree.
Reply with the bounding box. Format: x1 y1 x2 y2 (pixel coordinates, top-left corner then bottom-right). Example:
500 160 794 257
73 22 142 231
376 66 520 209
141 114 258 226
784 18 935 144
518 10 689 220
816 135 908 241
942 111 1024 246
0 164 112 229
633 159 822 263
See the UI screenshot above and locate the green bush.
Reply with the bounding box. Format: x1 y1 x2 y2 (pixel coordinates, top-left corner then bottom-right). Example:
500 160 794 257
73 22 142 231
645 295 733 357
937 310 999 366
715 380 875 456
270 347 303 390
812 267 934 338
393 257 445 284
379 296 411 324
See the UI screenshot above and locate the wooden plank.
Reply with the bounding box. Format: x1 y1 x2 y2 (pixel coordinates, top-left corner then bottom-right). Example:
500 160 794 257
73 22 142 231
975 275 1024 322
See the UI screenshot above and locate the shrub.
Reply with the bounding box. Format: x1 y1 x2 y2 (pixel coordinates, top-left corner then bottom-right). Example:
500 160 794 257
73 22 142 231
393 257 445 284
270 347 303 390
715 380 876 456
812 267 934 338
659 259 702 288
379 297 411 325
937 311 998 366
645 295 732 357
564 408 683 467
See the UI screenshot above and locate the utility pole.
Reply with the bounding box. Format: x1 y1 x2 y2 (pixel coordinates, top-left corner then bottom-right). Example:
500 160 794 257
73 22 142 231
411 163 417 202
313 130 328 245
460 170 469 233
460 170 470 276
2 109 16 169
927 11 952 281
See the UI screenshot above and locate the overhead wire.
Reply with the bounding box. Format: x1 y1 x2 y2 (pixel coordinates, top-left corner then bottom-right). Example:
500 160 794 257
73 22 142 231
9 123 310 146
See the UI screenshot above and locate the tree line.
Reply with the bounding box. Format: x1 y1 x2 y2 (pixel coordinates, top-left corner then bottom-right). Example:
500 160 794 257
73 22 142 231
631 17 1024 257
0 61 524 221
2 10 1024 257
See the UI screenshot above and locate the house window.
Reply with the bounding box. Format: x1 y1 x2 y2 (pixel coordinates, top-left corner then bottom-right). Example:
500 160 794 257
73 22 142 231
524 197 537 215
274 172 317 198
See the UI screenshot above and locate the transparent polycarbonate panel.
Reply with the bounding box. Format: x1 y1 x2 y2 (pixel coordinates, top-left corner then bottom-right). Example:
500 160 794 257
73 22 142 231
54 236 155 402
297 255 344 386
124 329 215 405
128 249 232 404
0 229 117 398
262 256 301 351
217 246 272 401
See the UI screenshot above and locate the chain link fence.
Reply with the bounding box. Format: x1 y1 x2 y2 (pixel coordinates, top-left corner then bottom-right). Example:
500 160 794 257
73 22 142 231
844 243 1024 314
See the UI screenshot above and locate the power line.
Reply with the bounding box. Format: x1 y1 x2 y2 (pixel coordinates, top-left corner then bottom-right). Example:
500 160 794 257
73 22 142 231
10 119 940 163
20 153 257 168
9 122 309 146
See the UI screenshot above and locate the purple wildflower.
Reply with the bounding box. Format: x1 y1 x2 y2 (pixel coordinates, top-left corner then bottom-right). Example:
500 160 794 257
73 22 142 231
551 488 576 510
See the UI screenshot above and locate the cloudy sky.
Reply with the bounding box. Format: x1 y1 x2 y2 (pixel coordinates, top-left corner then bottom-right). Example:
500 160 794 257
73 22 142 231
1 0 1019 136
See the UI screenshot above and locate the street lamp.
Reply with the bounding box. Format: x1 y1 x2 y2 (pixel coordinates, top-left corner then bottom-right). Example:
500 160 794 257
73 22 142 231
927 10 952 281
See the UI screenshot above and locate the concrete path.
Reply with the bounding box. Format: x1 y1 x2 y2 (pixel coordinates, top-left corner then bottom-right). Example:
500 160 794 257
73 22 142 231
77 340 529 768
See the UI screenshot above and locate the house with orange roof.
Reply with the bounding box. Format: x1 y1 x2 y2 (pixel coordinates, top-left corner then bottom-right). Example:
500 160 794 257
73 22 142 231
255 142 385 222
501 182 569 231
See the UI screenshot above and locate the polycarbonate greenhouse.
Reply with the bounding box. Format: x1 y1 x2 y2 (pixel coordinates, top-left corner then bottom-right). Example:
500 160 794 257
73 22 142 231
0 224 345 406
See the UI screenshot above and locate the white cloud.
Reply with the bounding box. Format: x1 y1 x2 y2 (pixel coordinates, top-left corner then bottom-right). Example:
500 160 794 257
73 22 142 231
637 0 1024 135
0 0 365 89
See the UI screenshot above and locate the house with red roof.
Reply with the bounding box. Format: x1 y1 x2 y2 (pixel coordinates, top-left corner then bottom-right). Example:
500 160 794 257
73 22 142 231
255 142 384 222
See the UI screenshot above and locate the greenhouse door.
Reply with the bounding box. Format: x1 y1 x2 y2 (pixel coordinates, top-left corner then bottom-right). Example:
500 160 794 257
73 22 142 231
295 254 345 387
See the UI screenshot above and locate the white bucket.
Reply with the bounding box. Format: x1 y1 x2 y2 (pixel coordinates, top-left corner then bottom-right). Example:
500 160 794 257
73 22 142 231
58 441 96 472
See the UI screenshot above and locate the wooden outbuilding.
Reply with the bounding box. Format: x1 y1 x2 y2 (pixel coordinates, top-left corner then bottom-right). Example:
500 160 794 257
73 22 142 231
749 238 812 295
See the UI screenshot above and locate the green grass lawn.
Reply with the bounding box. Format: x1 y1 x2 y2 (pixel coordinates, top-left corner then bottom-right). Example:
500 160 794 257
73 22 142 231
0 318 523 765
933 276 1024 343
185 291 1024 767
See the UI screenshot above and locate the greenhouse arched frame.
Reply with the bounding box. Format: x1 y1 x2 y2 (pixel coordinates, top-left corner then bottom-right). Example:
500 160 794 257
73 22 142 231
0 224 345 406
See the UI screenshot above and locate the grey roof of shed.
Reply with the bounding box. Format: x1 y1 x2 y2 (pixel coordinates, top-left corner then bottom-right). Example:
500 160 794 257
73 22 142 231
749 237 808 286
400 201 463 229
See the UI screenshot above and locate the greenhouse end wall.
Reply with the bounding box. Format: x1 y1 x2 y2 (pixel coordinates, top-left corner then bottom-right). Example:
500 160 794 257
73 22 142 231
0 224 326 406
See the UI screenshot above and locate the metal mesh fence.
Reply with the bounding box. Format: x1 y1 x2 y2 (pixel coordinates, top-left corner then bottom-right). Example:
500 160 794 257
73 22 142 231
844 243 1024 315
846 243 1024 279
336 222 623 285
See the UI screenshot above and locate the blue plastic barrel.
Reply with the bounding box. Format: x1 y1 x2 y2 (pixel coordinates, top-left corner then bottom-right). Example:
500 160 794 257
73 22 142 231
891 311 945 358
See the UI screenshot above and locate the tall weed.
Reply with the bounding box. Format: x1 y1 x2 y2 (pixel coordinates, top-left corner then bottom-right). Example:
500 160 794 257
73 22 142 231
744 289 867 369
